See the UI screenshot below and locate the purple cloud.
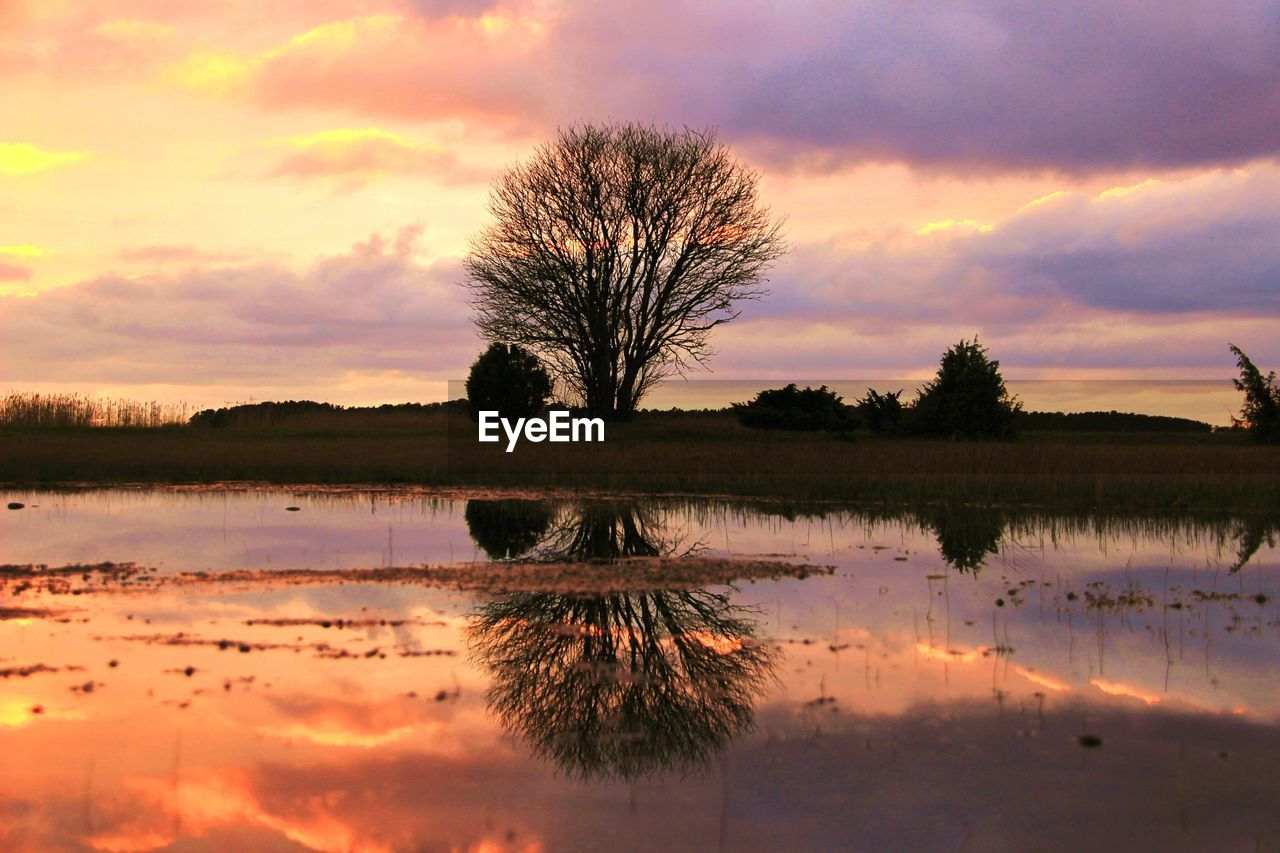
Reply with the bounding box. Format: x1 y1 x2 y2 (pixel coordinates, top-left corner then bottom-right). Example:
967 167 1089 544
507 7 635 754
712 165 1280 373
483 0 1280 173
2 227 480 388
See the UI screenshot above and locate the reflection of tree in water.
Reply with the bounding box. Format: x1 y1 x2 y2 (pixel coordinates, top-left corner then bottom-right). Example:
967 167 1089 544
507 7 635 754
468 588 776 781
464 498 772 780
534 502 695 561
919 507 1007 574
464 499 692 562
1228 517 1278 573
464 499 556 560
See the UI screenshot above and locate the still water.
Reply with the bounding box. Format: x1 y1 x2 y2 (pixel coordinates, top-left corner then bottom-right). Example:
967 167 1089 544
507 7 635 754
2 487 1278 851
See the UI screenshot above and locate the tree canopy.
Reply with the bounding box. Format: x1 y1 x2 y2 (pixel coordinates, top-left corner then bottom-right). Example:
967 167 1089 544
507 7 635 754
465 123 786 420
464 342 552 421
733 384 858 431
1230 344 1280 443
913 338 1022 440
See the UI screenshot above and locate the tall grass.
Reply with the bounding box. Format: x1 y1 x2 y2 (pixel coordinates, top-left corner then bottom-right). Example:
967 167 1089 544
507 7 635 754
1 414 1277 512
0 393 190 428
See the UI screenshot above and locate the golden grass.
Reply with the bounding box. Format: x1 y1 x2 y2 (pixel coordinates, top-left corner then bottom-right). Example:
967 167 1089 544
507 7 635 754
0 392 189 428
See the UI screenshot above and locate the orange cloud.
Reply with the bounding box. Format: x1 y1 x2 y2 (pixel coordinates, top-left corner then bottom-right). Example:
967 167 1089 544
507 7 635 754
255 690 452 749
167 13 546 127
269 128 485 184
1090 677 1162 706
88 770 391 853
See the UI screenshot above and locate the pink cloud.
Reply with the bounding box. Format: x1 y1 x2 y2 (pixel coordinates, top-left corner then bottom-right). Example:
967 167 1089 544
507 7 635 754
154 1 1280 175
117 244 248 264
267 128 487 184
0 261 32 282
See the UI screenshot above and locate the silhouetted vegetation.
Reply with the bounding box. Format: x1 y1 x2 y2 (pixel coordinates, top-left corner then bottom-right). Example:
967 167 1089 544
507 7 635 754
735 340 1021 439
1227 516 1277 574
732 384 858 432
3 414 1277 511
854 388 906 434
1230 344 1280 443
918 505 1008 573
188 399 463 428
465 123 786 420
913 338 1022 440
461 496 776 779
467 587 776 780
464 499 556 560
1016 410 1212 433
464 343 552 421
0 393 188 427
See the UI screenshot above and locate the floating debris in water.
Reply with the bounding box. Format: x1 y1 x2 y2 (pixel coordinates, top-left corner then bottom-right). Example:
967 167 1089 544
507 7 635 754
1 663 83 678
245 616 445 629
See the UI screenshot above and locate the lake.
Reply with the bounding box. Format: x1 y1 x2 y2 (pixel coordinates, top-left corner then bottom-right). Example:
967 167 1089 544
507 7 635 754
2 487 1277 851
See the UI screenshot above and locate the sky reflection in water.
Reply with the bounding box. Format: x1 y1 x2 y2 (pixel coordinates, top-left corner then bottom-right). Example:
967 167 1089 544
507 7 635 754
1 488 1278 851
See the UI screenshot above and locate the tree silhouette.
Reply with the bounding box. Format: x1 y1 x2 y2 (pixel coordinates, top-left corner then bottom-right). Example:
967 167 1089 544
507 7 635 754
1229 344 1280 443
464 497 775 779
855 388 906 434
465 123 787 420
464 499 556 560
465 499 695 564
464 342 552 421
919 506 1007 573
1226 516 1278 574
913 338 1021 440
732 384 858 431
467 588 776 781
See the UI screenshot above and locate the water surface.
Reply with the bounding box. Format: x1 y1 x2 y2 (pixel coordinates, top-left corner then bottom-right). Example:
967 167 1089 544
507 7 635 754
2 488 1277 851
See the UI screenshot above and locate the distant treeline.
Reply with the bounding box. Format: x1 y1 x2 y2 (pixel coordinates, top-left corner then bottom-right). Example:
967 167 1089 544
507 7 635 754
189 399 465 428
185 398 1213 433
1015 410 1212 433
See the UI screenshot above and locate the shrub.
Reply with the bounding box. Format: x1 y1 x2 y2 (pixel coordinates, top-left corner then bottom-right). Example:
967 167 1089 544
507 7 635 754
1230 344 1280 443
465 343 552 421
465 499 555 560
855 389 906 434
913 338 1021 440
732 384 859 432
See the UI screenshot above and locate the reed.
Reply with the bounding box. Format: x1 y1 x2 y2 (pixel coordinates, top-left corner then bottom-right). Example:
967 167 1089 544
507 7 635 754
0 392 190 428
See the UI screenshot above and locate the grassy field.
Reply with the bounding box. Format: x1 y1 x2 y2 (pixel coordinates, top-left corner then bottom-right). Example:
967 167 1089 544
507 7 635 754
2 411 1278 512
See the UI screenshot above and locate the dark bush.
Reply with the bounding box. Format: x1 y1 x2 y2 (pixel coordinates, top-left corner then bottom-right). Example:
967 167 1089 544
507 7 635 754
189 400 462 428
465 499 555 560
913 338 1021 440
1015 410 1212 433
1230 344 1280 443
465 343 552 421
732 384 859 432
855 389 906 434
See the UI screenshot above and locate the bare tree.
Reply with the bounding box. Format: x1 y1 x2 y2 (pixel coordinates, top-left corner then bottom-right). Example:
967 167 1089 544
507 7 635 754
464 123 787 419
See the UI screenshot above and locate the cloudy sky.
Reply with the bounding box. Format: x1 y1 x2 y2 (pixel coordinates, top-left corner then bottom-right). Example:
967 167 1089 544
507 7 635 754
2 0 1277 411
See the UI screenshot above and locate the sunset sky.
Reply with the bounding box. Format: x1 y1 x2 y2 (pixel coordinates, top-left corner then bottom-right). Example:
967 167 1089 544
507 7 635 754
3 0 1278 411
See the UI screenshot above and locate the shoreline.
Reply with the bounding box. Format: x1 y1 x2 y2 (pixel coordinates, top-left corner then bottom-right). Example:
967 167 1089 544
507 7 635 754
3 423 1278 513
